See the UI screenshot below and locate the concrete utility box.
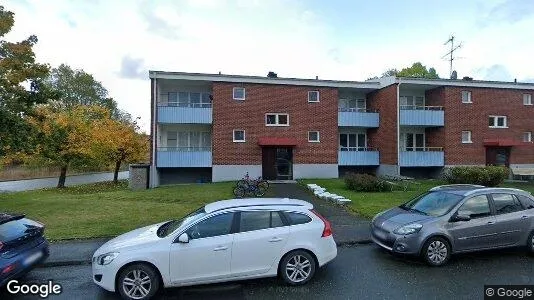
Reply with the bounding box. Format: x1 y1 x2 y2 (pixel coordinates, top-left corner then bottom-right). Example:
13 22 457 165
129 164 150 190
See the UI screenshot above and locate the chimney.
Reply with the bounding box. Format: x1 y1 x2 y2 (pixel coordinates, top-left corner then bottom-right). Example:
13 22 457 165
315 75 319 80
462 76 473 81
450 70 458 80
218 71 221 75
267 71 277 78
514 78 517 83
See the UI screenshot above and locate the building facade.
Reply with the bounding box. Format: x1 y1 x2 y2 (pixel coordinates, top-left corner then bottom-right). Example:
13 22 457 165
149 71 534 187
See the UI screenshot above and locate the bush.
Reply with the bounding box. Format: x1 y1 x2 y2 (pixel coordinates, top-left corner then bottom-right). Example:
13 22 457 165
445 166 509 187
344 173 392 192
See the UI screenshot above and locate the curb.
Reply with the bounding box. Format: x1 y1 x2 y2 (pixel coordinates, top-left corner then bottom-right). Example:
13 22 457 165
336 240 373 247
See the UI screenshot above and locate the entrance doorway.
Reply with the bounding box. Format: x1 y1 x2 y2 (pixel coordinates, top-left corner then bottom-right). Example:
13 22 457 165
262 147 293 180
486 147 510 167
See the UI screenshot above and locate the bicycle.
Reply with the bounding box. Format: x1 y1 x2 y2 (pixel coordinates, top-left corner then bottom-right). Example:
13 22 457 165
235 173 269 190
233 173 269 198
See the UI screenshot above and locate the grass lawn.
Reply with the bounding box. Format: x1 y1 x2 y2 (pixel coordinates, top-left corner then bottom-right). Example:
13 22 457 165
299 178 534 219
0 180 235 241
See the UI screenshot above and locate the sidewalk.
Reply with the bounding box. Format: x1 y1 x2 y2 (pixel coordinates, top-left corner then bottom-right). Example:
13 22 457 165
42 183 371 267
270 183 371 246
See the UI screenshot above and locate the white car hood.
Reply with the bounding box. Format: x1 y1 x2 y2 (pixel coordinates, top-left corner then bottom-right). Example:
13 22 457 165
95 221 168 256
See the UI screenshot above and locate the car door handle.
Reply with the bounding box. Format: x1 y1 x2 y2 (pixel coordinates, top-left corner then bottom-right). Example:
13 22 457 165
487 221 495 225
213 246 228 251
269 237 283 242
521 216 529 220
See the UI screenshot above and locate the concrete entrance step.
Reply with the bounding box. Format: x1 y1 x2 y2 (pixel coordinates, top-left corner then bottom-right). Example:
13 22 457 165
267 180 297 184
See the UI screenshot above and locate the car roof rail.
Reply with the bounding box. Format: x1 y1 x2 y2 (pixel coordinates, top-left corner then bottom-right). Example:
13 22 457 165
429 184 486 191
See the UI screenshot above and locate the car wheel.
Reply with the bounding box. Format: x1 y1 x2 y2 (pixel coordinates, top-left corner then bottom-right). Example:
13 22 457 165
527 231 534 254
421 237 451 266
280 250 316 285
117 264 160 300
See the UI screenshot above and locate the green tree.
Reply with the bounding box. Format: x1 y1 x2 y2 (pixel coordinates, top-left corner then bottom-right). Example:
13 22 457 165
397 62 439 79
0 5 55 157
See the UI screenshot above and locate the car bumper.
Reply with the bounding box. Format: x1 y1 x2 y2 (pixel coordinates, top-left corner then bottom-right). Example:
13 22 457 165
370 225 421 255
317 236 338 266
92 261 120 292
0 239 50 287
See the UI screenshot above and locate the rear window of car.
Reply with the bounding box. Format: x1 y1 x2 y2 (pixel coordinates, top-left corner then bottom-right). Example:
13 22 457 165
515 194 534 209
0 219 33 242
285 212 312 225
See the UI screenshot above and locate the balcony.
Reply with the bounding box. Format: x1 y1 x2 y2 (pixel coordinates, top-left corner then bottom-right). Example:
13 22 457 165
338 108 379 127
157 104 212 124
399 148 444 167
157 147 212 167
338 148 380 166
399 106 444 126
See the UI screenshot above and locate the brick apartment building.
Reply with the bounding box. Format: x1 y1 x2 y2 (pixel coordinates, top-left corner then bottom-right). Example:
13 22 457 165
149 71 534 187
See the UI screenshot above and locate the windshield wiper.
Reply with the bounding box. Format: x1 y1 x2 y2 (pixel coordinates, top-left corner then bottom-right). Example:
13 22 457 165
408 208 428 215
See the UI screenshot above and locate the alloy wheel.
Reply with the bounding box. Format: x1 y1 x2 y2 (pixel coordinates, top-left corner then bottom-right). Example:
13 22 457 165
427 240 448 264
285 255 312 283
122 269 152 300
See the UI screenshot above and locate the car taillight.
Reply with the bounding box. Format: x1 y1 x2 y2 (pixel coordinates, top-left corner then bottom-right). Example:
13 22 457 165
1 264 15 274
311 209 332 237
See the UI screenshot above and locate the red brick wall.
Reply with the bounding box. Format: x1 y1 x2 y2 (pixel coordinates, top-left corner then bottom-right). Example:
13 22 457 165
211 82 338 165
367 85 398 164
442 87 534 165
425 88 446 149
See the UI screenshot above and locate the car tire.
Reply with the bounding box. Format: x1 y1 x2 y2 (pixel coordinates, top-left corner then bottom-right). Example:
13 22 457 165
279 250 316 285
421 237 451 267
527 231 534 254
117 263 160 300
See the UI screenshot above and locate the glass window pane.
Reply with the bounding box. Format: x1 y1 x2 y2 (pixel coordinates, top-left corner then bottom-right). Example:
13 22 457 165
349 99 357 110
278 114 288 125
178 92 189 107
400 96 408 106
308 91 319 102
266 115 276 124
234 130 244 141
339 99 348 109
233 87 245 99
415 96 424 107
415 134 424 150
202 132 212 148
167 131 177 148
489 117 495 127
271 212 284 228
357 134 366 149
190 93 201 107
348 134 357 148
190 132 200 148
309 131 319 141
186 213 234 239
357 99 366 111
516 195 534 209
406 133 414 151
168 92 177 106
457 195 490 218
240 211 271 232
492 194 524 214
340 134 347 148
286 212 312 225
178 132 189 148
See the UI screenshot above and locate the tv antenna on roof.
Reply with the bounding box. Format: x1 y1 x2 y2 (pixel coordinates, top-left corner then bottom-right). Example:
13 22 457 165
442 35 462 79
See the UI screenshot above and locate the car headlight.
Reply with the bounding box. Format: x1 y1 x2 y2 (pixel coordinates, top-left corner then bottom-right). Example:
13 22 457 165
97 252 119 265
372 210 387 223
394 223 423 235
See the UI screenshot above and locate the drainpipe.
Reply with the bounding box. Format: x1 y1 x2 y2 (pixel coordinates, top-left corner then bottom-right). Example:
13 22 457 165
396 79 401 176
151 77 158 188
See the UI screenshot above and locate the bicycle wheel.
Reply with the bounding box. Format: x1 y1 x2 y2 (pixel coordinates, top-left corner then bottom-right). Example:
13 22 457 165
254 185 267 197
257 180 269 191
236 180 248 188
233 186 245 198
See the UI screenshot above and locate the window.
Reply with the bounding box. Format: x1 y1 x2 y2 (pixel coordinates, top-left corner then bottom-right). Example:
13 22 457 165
285 212 312 225
166 92 211 107
168 92 178 106
462 91 472 103
265 113 289 126
524 94 532 106
524 132 532 142
492 194 524 214
308 131 320 142
489 116 507 128
457 195 490 218
339 99 366 112
461 131 472 143
400 95 424 109
233 87 246 100
339 133 367 151
239 211 286 233
185 213 234 240
308 91 320 102
167 131 177 148
233 130 245 142
515 194 534 209
401 133 425 151
165 131 211 150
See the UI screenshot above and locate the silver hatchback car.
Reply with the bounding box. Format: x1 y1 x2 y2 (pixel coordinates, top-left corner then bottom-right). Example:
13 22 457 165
371 184 534 266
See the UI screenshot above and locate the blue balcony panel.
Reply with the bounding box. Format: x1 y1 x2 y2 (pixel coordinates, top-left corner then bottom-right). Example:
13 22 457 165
338 151 380 166
400 110 444 126
157 151 212 167
157 107 212 124
399 151 444 167
338 112 379 127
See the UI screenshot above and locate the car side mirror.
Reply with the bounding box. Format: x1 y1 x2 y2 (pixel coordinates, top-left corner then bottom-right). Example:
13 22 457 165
452 214 471 222
177 233 189 243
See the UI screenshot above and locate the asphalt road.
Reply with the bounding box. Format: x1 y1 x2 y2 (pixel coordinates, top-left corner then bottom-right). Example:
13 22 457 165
2 244 534 300
0 171 129 192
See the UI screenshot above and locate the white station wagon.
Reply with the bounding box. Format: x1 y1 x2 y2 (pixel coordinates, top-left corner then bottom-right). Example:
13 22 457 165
92 198 338 300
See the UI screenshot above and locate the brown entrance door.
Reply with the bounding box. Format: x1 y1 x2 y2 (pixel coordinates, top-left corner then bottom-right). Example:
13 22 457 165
486 147 510 167
262 147 277 180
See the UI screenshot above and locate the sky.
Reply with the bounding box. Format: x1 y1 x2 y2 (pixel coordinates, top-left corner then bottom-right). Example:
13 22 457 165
4 0 534 133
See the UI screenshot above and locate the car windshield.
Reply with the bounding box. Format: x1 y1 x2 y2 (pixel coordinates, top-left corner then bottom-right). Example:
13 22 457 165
400 191 464 217
157 206 207 238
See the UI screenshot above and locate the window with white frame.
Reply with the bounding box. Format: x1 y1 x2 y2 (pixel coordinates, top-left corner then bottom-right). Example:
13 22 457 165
308 91 320 103
233 87 246 100
489 116 507 128
167 92 212 107
339 133 367 151
524 94 532 106
165 131 211 150
308 131 320 142
265 113 289 126
400 133 425 151
399 95 424 109
339 98 366 112
524 132 532 142
233 130 245 142
461 131 472 143
462 91 472 103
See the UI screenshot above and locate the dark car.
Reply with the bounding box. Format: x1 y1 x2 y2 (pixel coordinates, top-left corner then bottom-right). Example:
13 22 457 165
0 213 49 286
371 185 534 266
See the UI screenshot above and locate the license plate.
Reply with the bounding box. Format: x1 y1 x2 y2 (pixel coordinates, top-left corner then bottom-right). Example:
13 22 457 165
23 251 43 266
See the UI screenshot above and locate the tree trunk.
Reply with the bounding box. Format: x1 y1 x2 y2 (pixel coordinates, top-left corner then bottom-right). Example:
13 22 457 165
113 160 121 184
57 165 67 188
